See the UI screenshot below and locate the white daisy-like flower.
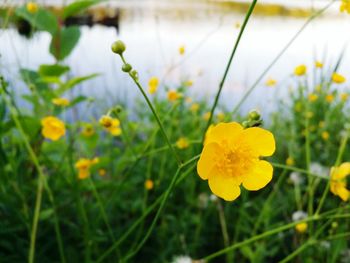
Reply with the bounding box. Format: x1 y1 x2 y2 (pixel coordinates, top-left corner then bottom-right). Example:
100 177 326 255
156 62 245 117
292 210 308 222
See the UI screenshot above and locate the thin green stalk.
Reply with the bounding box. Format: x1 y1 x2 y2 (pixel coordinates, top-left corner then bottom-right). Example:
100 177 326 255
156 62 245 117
231 0 335 115
271 162 327 180
278 240 315 263
203 0 258 140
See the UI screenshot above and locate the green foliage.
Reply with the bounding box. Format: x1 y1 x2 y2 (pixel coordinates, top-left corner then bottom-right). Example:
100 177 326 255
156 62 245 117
62 0 103 19
49 26 81 61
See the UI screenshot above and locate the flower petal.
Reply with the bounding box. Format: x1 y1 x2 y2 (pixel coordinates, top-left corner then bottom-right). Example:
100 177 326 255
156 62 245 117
242 160 273 191
208 174 241 201
205 122 243 146
332 162 350 180
197 143 222 180
239 127 275 157
336 186 350 201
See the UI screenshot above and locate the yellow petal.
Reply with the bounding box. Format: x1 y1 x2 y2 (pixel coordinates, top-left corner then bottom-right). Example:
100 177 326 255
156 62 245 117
208 174 241 201
239 127 275 157
197 143 222 180
242 160 273 191
205 122 243 146
332 162 350 180
337 186 350 201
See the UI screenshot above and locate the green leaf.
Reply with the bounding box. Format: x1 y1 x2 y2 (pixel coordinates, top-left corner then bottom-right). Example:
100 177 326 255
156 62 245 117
39 209 54 221
49 26 81 61
62 0 102 19
15 6 58 35
20 69 53 99
38 64 70 77
57 73 99 95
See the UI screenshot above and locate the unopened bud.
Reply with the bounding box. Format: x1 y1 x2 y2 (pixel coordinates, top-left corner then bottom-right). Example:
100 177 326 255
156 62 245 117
111 40 126 55
122 63 132 72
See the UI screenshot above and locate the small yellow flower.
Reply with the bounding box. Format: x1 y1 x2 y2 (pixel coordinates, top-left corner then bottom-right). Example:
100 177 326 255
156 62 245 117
178 45 185 55
41 116 65 141
98 169 106 177
295 222 308 233
203 111 211 121
321 131 329 141
341 93 349 102
176 137 189 149
265 78 277 87
197 122 275 201
52 97 70 107
148 76 159 94
217 112 225 122
330 162 350 201
184 80 193 87
286 157 295 166
319 121 325 128
294 64 307 76
75 158 98 180
332 72 346 84
167 90 181 102
308 93 318 102
82 123 95 137
190 103 200 112
340 0 350 14
145 179 154 190
326 94 334 103
315 61 323 68
99 115 121 136
26 2 38 13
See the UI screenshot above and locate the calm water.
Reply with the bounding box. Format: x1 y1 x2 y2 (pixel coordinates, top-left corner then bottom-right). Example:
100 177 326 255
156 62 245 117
1 0 350 116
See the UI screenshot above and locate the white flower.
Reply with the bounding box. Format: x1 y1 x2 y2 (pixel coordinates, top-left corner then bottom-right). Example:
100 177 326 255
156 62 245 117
209 194 218 202
289 172 304 185
310 162 329 178
172 255 192 263
292 211 307 222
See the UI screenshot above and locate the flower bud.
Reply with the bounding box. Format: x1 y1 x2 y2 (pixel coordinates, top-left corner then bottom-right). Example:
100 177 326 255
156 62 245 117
122 63 132 72
111 40 126 55
248 110 260 121
130 70 139 80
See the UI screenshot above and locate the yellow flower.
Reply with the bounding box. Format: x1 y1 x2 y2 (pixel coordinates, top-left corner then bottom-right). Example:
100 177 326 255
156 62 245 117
145 179 154 190
286 157 295 166
98 169 106 177
148 76 159 94
82 123 95 137
190 103 200 112
197 122 275 201
332 72 346 84
178 45 185 55
75 158 98 180
41 116 65 141
319 121 325 128
167 90 181 102
26 2 38 13
295 222 308 233
184 80 193 87
315 61 323 68
330 162 350 201
341 93 348 102
52 97 70 107
308 93 318 102
340 0 350 13
325 94 334 103
265 78 277 87
294 64 307 76
217 112 225 122
176 137 189 149
203 112 211 121
321 131 329 141
99 115 121 136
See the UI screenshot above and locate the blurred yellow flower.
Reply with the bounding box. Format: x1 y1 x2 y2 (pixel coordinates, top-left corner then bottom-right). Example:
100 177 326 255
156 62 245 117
99 115 121 136
203 112 212 121
217 112 225 122
148 76 159 94
294 64 307 76
340 0 350 13
184 80 193 87
41 116 65 141
286 157 295 166
197 122 275 201
326 94 334 103
52 97 70 107
321 131 329 141
26 2 38 13
315 61 323 68
145 179 154 190
82 123 95 137
332 72 346 84
178 45 185 55
190 103 200 112
75 157 99 180
319 121 325 128
330 162 350 201
308 93 318 102
176 137 189 149
306 111 314 119
265 78 277 87
167 90 181 102
234 22 241 29
295 222 308 233
98 169 106 177
341 93 349 102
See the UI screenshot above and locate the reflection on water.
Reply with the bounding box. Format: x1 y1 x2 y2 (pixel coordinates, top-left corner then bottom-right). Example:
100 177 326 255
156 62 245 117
1 1 350 116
